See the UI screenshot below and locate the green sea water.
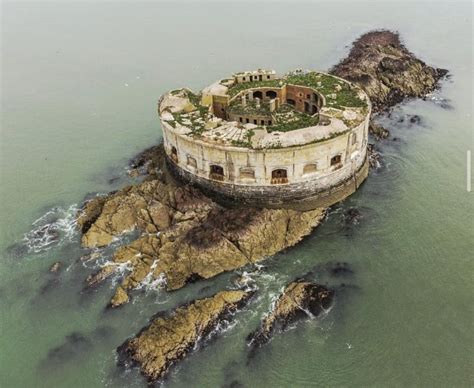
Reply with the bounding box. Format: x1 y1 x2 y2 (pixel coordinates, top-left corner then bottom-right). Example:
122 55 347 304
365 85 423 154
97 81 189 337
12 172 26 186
1 1 472 387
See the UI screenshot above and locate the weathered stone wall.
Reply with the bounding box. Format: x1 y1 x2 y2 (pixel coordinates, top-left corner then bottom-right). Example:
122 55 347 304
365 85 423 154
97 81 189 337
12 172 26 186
161 113 368 185
167 153 369 211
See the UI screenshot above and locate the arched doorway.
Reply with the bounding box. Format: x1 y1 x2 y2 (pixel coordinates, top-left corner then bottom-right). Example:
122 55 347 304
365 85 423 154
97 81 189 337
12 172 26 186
266 90 277 99
253 91 263 99
271 169 288 184
171 146 178 163
330 154 342 167
209 164 224 181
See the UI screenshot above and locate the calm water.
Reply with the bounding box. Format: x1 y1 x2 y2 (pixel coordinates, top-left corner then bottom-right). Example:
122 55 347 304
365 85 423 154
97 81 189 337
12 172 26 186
1 1 472 387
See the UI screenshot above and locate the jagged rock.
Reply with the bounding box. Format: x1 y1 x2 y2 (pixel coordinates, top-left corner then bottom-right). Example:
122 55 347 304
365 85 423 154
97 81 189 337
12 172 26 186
248 281 333 348
76 195 110 234
117 290 253 382
77 159 326 304
331 30 448 113
369 122 390 140
367 144 382 169
128 144 166 178
110 286 129 308
49 262 61 273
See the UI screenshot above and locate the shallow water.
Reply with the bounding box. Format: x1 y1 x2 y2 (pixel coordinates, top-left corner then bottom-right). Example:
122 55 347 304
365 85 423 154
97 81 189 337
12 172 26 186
1 1 472 387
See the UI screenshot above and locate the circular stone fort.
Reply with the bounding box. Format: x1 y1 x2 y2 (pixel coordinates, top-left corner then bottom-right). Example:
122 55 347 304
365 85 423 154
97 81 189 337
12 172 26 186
158 69 371 210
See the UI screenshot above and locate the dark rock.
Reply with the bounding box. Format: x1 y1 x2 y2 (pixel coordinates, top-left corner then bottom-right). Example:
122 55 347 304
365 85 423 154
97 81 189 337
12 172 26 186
247 281 333 348
331 30 448 113
117 290 253 383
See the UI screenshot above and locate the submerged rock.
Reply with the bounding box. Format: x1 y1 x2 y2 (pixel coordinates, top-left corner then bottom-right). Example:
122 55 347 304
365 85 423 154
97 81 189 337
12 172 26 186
117 290 253 383
331 30 448 113
247 281 333 348
49 261 61 273
369 122 390 140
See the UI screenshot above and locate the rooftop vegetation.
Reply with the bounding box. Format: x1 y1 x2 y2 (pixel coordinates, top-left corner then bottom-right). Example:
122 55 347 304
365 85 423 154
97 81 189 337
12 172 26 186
269 110 319 133
226 72 367 109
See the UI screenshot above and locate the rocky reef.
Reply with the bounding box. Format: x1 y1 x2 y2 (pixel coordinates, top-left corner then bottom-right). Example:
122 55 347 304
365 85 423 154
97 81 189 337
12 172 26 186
331 30 447 113
117 290 253 383
247 281 334 348
79 169 325 306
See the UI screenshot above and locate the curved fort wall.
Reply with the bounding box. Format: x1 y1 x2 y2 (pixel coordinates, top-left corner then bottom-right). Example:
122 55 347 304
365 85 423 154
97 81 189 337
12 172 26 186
160 72 371 210
160 113 370 210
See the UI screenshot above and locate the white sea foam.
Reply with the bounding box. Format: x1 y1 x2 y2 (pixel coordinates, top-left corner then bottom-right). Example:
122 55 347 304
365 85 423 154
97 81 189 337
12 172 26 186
23 204 79 253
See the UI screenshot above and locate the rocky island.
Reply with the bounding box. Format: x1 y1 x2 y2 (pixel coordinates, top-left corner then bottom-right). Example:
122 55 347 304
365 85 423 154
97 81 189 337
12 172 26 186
73 29 447 383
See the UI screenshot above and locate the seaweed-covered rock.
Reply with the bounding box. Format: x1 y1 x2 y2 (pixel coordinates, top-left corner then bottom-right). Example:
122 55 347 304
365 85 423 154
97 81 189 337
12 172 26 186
331 30 447 112
248 281 333 348
118 290 253 382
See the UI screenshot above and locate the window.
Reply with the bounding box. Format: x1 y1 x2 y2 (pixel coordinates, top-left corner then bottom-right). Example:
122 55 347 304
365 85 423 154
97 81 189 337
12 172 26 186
286 98 296 106
331 154 342 166
268 120 272 125
253 119 257 124
306 94 311 99
267 75 270 79
246 118 249 123
304 101 310 113
261 120 265 125
271 169 288 184
243 77 246 81
303 163 317 175
239 117 243 123
240 167 255 181
187 156 197 169
209 165 224 181
170 146 178 163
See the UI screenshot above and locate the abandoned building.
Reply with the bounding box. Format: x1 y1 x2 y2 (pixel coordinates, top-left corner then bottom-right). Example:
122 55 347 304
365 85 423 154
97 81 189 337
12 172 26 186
158 69 371 210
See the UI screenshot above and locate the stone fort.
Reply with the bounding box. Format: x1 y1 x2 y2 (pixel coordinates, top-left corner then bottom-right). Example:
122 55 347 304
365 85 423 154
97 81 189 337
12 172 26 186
158 69 371 210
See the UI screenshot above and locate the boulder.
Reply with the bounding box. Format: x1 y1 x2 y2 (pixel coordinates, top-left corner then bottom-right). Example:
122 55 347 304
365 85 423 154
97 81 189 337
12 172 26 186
248 281 333 348
117 290 253 382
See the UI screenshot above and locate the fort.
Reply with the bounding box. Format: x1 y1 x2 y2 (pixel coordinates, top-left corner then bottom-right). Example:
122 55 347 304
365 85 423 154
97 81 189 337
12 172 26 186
158 69 371 210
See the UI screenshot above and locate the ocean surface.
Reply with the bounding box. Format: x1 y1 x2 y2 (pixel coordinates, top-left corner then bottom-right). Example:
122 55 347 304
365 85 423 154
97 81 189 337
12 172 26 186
1 1 472 387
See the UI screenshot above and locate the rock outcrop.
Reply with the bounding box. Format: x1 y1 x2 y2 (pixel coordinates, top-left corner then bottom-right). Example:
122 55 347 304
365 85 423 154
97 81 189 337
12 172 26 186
79 164 325 302
248 281 334 348
117 290 252 382
331 30 447 113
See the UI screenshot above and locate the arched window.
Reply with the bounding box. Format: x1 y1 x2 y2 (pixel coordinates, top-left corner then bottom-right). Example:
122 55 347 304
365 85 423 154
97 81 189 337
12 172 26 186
271 169 288 184
253 91 263 99
266 90 277 99
209 164 224 181
286 98 296 106
170 146 178 163
330 154 342 167
304 101 310 113
240 167 255 181
303 163 317 175
187 156 197 169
